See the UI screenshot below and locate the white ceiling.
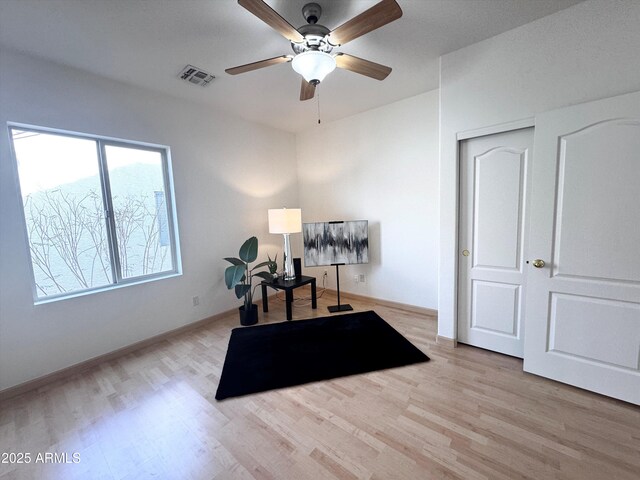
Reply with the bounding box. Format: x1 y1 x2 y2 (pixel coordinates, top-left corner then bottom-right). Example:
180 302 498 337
0 0 583 133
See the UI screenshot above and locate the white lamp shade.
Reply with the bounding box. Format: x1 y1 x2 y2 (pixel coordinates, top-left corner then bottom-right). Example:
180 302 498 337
291 51 336 84
268 208 302 234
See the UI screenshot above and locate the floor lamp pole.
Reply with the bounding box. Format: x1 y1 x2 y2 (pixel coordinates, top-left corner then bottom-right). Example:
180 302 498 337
328 263 353 313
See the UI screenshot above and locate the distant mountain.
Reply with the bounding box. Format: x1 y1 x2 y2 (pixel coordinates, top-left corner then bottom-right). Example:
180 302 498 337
27 163 165 202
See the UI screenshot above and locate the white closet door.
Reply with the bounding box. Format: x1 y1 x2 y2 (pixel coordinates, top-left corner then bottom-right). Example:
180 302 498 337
458 128 534 358
524 91 640 405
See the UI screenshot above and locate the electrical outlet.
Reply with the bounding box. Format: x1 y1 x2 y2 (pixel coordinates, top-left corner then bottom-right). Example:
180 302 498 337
323 269 328 277
359 274 365 283
354 275 359 283
192 296 199 307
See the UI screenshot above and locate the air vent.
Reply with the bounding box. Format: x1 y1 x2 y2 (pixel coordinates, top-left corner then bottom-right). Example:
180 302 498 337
179 65 215 87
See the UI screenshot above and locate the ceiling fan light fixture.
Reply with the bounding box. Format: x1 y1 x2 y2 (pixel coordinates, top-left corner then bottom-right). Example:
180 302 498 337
291 50 336 84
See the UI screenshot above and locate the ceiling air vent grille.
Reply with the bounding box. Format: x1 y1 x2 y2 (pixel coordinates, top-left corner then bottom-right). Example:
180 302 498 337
179 65 215 87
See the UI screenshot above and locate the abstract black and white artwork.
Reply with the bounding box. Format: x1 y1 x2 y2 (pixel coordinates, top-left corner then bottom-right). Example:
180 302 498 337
303 220 369 267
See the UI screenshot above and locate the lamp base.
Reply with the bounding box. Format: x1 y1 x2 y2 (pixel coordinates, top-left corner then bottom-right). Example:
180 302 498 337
282 233 295 280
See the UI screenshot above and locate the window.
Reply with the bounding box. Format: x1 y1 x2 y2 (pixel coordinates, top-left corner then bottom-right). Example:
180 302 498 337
9 125 180 301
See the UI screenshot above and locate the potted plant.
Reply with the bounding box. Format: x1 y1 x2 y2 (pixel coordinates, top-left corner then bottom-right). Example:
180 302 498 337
267 253 279 280
224 236 275 326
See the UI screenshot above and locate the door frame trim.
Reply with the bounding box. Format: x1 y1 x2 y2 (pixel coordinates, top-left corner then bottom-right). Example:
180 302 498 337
457 117 535 141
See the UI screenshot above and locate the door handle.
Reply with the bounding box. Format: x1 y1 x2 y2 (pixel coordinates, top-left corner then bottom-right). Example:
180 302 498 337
531 259 545 268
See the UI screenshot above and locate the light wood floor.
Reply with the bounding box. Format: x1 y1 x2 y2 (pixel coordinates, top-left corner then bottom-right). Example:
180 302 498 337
1 292 639 480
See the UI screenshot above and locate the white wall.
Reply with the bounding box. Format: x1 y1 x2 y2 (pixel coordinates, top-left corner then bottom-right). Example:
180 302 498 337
438 0 640 339
296 91 439 310
0 49 298 391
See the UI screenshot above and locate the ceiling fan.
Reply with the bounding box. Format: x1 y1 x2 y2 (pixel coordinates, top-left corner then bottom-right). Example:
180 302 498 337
225 0 403 101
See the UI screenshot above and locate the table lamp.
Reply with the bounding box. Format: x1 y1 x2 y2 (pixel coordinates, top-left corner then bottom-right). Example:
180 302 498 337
268 208 302 280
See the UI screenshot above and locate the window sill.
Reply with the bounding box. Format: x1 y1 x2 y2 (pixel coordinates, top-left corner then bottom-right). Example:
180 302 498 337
33 271 183 306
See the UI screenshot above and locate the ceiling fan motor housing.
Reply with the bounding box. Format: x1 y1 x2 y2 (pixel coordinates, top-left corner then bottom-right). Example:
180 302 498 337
291 24 332 55
302 3 322 24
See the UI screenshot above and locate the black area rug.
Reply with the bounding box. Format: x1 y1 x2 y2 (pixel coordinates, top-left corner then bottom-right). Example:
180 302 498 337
215 310 429 400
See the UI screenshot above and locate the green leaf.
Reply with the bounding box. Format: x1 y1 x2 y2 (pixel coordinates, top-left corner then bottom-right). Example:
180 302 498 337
225 264 245 289
224 257 244 266
267 254 278 273
254 271 274 282
239 237 258 263
251 260 271 271
235 284 251 299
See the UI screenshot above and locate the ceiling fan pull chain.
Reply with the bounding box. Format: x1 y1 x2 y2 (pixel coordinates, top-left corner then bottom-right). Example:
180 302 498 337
317 86 321 124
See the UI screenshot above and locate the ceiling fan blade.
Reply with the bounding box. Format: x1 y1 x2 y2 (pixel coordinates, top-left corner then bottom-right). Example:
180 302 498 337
327 0 402 46
238 0 304 43
300 79 316 101
335 53 392 80
225 55 292 75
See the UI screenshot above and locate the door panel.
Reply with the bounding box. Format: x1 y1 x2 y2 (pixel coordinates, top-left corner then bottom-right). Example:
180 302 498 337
553 120 640 282
549 293 640 370
524 91 640 405
458 128 533 358
473 149 524 270
471 281 520 336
